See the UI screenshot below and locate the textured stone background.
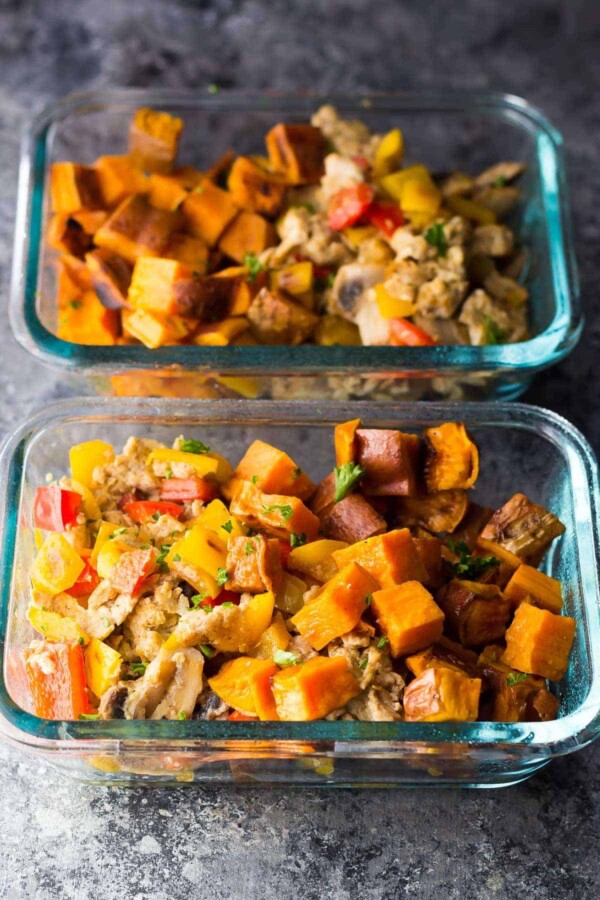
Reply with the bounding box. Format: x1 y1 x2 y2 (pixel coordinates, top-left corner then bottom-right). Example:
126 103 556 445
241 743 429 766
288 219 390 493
0 1 599 897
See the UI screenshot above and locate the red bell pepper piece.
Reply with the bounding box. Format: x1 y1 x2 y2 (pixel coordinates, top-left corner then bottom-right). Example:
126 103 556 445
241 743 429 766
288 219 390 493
65 562 101 599
278 540 292 568
33 486 82 531
24 641 91 720
352 154 370 171
366 201 405 237
110 547 157 596
389 318 437 347
327 183 374 231
199 589 241 609
227 711 258 721
160 477 217 502
123 500 184 524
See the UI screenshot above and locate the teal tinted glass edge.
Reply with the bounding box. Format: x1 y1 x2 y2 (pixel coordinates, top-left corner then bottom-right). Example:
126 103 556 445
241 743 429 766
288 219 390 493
11 90 582 377
0 399 598 756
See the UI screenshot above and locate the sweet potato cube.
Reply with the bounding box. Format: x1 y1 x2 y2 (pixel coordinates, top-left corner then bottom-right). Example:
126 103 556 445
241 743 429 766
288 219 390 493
182 180 239 246
332 528 428 588
413 535 445 589
404 667 481 722
309 472 336 516
478 493 566 566
265 124 326 185
502 603 575 681
192 317 249 346
287 539 349 583
57 290 120 345
56 258 85 310
234 439 315 500
477 653 559 722
95 154 150 206
291 562 377 650
504 565 563 614
355 429 420 496
230 481 320 542
436 579 512 648
334 418 361 466
395 490 469 534
218 211 276 263
319 494 387 544
50 162 102 214
148 173 188 211
47 213 92 257
95 195 181 264
163 233 209 272
272 655 361 720
247 288 319 345
121 308 190 348
128 258 232 320
209 657 278 717
371 582 444 657
227 156 286 216
225 534 283 594
86 248 132 310
423 422 479 492
128 107 184 174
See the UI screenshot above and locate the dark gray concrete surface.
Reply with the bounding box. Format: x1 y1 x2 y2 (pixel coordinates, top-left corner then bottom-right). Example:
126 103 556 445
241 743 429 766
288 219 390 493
0 1 599 897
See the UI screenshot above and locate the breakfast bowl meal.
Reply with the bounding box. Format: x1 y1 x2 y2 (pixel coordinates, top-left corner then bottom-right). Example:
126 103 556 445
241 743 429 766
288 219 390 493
0 399 598 786
11 90 580 400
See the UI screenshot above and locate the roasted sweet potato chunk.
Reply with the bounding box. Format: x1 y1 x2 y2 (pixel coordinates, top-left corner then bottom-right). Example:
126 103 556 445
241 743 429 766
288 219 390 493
291 561 377 650
413 535 445 589
50 162 102 214
58 290 120 345
163 233 209 272
47 214 93 258
309 472 336 517
128 107 184 174
319 493 387 544
272 655 360 721
371 582 445 657
423 422 479 492
230 482 320 542
234 439 315 500
218 211 276 263
354 429 420 496
227 156 286 216
247 288 319 345
129 258 233 321
95 195 181 264
450 503 493 549
86 248 133 310
504 564 563 614
395 489 469 534
95 154 149 206
404 667 481 722
406 636 481 679
478 493 565 566
148 173 189 211
502 603 575 681
225 534 283 594
265 123 326 184
332 528 428 588
477 652 559 722
182 180 239 246
436 579 511 648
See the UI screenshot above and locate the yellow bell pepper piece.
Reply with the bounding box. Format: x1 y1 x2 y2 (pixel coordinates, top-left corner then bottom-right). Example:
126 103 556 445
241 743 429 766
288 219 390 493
373 128 404 177
269 261 314 296
122 309 191 349
288 539 349 583
34 528 44 551
400 176 441 218
27 606 89 644
90 522 121 570
277 573 308 615
378 165 431 202
30 532 86 595
60 477 102 521
84 638 122 698
69 440 115 489
197 499 247 540
167 524 227 577
314 315 361 347
147 447 232 482
374 283 416 319
96 537 130 579
342 225 378 249
249 612 290 659
447 195 497 225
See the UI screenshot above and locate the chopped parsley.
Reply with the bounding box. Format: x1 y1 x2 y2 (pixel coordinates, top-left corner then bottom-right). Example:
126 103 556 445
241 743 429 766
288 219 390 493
108 527 127 540
244 252 265 283
180 438 210 455
152 512 160 521
483 315 506 346
156 544 171 568
244 541 256 556
221 601 235 609
69 299 82 310
492 175 507 188
177 711 187 720
290 532 307 549
165 468 173 479
199 644 216 658
79 713 100 720
172 553 182 563
262 503 293 523
314 272 336 292
221 520 234 534
190 593 208 609
365 594 372 607
216 567 229 586
424 222 448 257
446 539 499 579
333 462 365 503
292 467 303 480
208 83 220 94
193 184 205 195
292 202 315 214
251 475 259 485
506 672 529 686
376 636 389 649
358 658 369 671
130 661 147 676
78 636 85 645
274 649 299 668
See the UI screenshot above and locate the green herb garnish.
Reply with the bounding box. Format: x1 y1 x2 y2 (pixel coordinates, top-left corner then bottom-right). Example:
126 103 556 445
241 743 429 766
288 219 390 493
172 553 182 563
424 222 448 257
290 532 307 549
274 650 299 668
216 567 228 586
358 658 369 671
177 711 187 720
165 468 173 479
208 83 220 94
130 661 147 676
446 539 499 579
244 541 256 556
79 713 100 720
108 527 127 540
292 467 303 480
156 544 171 568
69 300 82 310
221 601 235 609
262 503 293 523
244 252 265 283
333 462 365 503
492 175 507 188
199 644 216 658
376 636 389 650
190 593 208 609
152 512 160 521
221 520 234 534
78 636 84 645
365 594 372 607
506 672 529 686
483 315 506 346
180 439 210 455
251 475 259 485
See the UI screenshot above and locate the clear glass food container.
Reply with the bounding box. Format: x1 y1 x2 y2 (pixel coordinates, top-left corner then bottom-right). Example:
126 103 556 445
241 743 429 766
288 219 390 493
0 398 598 788
10 89 581 401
